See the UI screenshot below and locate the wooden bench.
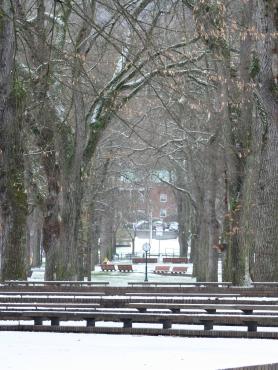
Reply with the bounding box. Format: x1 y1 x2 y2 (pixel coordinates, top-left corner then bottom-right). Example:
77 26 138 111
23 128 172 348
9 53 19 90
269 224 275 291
171 266 188 274
128 302 278 315
117 265 133 272
100 264 116 272
2 297 278 316
127 282 233 288
1 310 278 332
153 266 170 274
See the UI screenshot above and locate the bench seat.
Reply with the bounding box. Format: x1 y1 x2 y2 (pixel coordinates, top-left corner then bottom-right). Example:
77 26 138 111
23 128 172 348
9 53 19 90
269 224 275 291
1 310 277 332
171 266 188 274
117 265 133 272
100 264 116 272
154 266 170 274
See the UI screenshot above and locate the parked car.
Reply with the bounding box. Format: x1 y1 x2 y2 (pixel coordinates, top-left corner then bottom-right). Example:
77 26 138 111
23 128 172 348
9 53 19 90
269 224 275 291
169 222 179 231
135 220 150 230
152 220 167 231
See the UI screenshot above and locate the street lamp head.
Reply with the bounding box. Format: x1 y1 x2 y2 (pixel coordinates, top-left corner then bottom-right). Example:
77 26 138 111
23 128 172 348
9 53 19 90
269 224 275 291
142 242 151 252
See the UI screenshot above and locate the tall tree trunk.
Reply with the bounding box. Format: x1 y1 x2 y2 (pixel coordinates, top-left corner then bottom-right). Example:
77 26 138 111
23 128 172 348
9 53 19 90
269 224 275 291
43 150 62 280
42 144 82 280
90 211 101 270
192 0 249 284
194 204 209 281
0 0 27 280
248 0 278 281
219 60 246 285
176 193 188 257
235 0 255 284
207 138 220 281
175 170 190 258
27 206 43 268
58 176 82 280
100 213 114 262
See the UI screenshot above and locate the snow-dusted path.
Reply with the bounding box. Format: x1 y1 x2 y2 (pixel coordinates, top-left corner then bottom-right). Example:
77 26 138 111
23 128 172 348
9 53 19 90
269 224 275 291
1 331 278 370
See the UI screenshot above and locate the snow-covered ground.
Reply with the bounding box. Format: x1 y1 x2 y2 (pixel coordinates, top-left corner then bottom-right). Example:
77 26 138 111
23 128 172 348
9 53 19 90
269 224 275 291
31 236 192 285
1 331 278 370
97 236 193 285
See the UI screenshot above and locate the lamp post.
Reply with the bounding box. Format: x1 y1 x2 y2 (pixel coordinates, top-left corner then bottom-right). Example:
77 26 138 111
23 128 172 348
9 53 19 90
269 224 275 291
143 242 151 282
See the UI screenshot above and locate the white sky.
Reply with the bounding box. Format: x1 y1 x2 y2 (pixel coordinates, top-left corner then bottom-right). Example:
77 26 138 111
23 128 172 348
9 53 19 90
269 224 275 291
1 331 278 370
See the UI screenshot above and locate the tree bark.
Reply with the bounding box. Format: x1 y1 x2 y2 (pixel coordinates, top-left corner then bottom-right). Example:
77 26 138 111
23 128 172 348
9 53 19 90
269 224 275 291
248 0 278 281
206 137 220 281
0 0 27 280
27 206 43 268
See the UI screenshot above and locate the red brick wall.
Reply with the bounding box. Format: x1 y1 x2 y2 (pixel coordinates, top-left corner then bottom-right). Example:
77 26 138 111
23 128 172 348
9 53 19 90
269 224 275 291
149 185 177 221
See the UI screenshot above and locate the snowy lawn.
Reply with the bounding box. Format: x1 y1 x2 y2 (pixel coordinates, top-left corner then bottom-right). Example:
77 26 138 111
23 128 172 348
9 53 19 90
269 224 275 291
1 331 278 370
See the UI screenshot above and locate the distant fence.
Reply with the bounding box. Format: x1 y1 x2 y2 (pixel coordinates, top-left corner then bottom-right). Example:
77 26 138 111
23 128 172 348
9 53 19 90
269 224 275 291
132 257 158 264
113 252 185 261
135 230 178 240
163 257 190 263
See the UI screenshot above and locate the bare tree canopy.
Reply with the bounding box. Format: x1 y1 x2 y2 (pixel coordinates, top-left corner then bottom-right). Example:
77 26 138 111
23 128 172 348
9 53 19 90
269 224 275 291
0 0 277 284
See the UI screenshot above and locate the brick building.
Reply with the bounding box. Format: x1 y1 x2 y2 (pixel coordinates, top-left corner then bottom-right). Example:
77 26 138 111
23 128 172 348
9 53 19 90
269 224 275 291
118 169 178 223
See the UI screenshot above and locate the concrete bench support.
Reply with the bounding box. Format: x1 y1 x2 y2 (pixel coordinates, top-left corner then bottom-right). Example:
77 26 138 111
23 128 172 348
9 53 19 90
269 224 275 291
138 308 147 313
87 318 96 327
162 320 171 329
242 309 253 315
123 319 132 328
202 320 213 330
245 321 257 332
51 317 60 326
206 309 216 314
34 317 43 325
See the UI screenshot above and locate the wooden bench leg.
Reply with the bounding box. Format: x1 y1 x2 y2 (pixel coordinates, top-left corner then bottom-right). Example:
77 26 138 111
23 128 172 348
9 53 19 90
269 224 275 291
138 308 147 313
123 319 132 328
51 317 60 326
206 309 216 314
162 320 171 329
87 318 96 327
34 317 43 325
242 309 253 315
245 321 257 332
202 320 213 330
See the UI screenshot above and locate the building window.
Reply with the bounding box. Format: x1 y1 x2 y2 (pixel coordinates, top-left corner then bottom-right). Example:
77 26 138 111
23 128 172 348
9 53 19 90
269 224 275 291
160 209 167 218
160 193 167 202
